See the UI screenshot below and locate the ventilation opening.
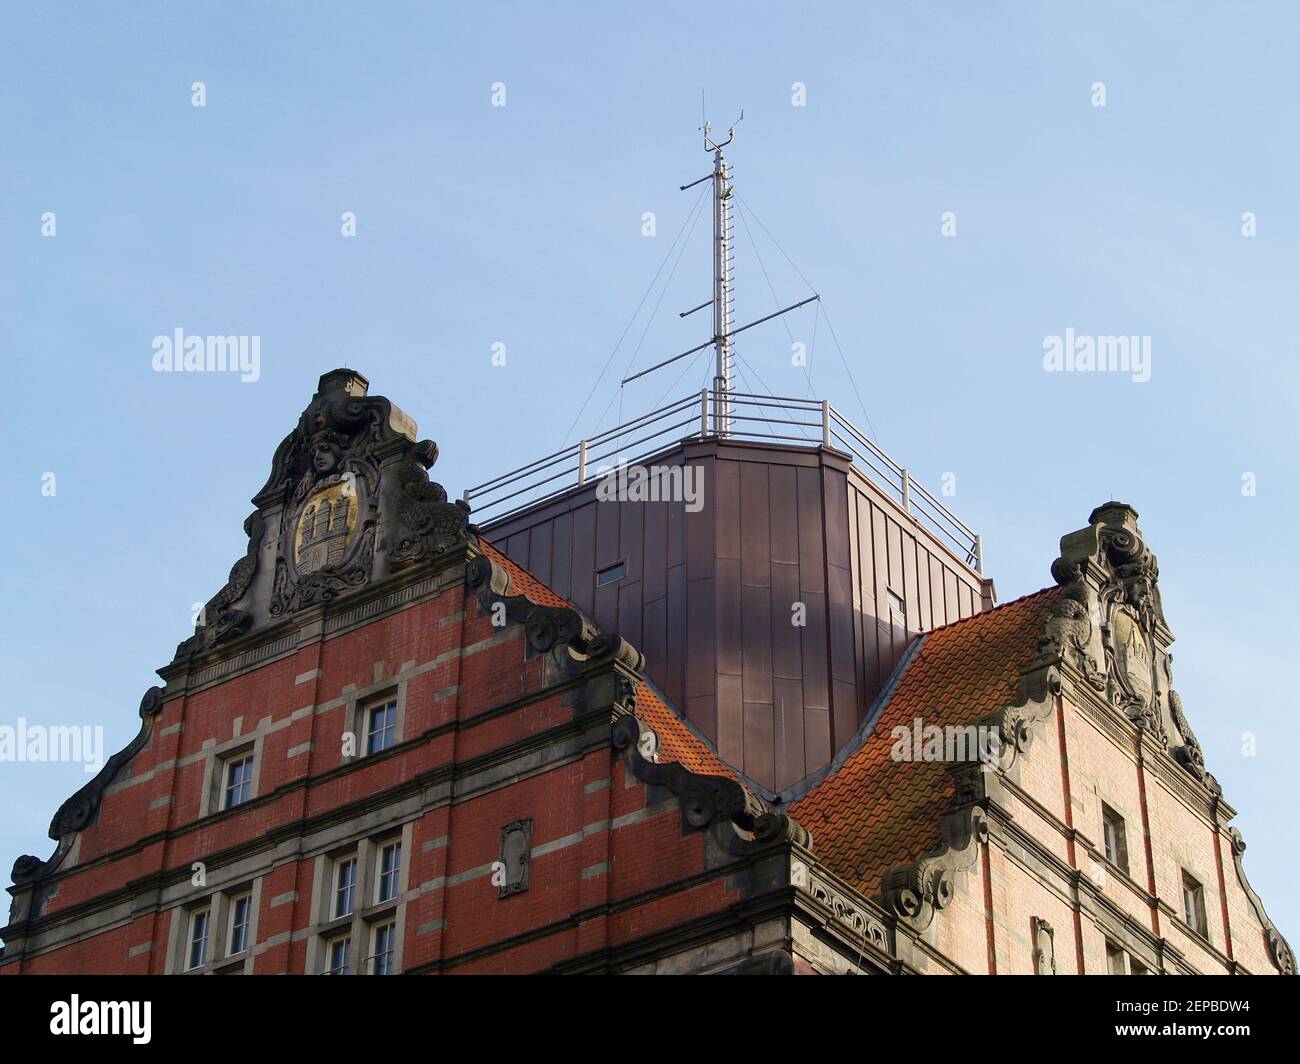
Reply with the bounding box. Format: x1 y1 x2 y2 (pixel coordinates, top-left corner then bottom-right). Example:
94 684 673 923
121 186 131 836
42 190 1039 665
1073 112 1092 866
595 562 626 588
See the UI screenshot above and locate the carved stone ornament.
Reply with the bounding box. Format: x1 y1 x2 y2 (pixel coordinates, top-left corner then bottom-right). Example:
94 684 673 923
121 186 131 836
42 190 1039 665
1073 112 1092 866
465 552 644 677
498 818 533 898
612 714 811 855
1228 829 1295 975
1032 916 1057 975
11 687 166 892
173 370 471 662
880 806 988 930
1049 503 1226 790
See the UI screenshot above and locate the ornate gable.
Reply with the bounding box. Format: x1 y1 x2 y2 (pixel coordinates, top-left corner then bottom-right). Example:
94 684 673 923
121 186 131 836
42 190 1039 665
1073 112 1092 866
1049 501 1215 791
174 369 470 662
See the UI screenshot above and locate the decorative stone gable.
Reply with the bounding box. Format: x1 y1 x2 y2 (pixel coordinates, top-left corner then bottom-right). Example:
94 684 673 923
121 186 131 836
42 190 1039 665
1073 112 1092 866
1049 501 1215 791
174 369 470 661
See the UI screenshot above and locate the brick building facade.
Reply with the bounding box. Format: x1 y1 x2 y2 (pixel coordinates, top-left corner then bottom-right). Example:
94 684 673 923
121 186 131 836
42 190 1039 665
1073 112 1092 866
2 370 1292 975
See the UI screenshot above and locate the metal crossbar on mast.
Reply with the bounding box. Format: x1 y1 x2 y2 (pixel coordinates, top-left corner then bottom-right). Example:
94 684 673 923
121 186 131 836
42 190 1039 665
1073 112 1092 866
619 112 817 437
468 117 986 575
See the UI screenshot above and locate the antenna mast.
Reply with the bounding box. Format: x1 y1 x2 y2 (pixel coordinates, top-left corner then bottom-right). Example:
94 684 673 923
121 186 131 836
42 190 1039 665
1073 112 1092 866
620 110 818 422
705 114 739 436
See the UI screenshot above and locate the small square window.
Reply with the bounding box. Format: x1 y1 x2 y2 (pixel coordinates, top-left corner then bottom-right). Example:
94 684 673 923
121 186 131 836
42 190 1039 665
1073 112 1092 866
187 909 210 971
334 857 358 919
595 562 625 588
371 922 397 976
376 841 402 904
228 894 252 955
885 588 905 615
223 754 254 809
325 936 351 976
1182 871 1208 938
366 701 398 755
1101 803 1129 875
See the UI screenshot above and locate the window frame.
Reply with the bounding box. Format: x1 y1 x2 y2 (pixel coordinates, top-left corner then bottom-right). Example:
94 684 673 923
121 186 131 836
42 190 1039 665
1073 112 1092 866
595 561 626 589
325 934 352 976
334 855 359 919
222 752 256 810
376 840 402 905
227 893 252 956
1101 802 1129 875
365 699 399 755
186 907 211 971
1182 870 1209 939
370 921 397 976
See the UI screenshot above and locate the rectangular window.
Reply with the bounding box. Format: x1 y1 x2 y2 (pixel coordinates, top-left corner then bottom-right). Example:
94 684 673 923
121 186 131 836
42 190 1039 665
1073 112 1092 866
377 841 402 904
326 936 351 976
595 562 625 588
187 909 210 970
228 894 252 955
366 701 398 754
335 856 358 919
1101 803 1129 875
223 754 254 809
1105 941 1126 975
885 588 905 615
1130 958 1149 976
371 922 396 976
1182 871 1208 937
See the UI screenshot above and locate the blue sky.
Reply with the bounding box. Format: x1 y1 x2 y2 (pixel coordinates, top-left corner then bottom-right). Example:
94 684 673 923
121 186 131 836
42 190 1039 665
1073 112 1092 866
3 1 1297 945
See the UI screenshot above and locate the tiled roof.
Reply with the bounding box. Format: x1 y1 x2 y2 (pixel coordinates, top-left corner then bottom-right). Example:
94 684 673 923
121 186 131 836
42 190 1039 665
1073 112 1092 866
482 537 1063 890
479 540 573 609
479 539 736 782
790 586 1062 896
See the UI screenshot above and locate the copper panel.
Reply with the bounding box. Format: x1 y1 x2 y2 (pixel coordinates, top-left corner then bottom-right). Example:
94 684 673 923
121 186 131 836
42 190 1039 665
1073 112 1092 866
740 463 771 588
717 674 743 766
715 459 741 561
741 583 773 705
743 701 775 791
769 464 799 564
774 676 806 791
716 557 743 677
770 561 802 679
796 466 825 594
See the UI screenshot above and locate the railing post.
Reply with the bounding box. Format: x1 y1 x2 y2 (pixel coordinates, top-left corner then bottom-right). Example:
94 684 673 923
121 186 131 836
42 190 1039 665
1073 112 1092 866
901 468 911 514
974 534 983 575
700 389 709 438
821 400 831 446
577 440 588 485
461 489 471 505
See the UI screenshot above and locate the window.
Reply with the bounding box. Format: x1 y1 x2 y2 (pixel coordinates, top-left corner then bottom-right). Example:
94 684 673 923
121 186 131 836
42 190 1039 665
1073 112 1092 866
334 857 358 918
1130 958 1150 976
366 700 398 754
1182 871 1208 938
885 588 905 615
187 909 210 970
228 894 252 955
371 923 397 975
325 936 351 975
223 753 254 809
1105 941 1126 975
1101 803 1129 875
595 562 625 588
377 841 402 904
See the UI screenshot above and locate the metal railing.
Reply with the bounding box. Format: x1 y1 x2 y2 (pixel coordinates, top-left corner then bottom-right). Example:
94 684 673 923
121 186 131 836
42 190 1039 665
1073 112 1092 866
463 389 982 573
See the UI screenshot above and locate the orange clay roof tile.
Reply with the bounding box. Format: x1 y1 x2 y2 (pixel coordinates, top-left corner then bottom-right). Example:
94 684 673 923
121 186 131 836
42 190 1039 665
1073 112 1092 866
790 585 1062 896
480 540 736 782
483 537 1062 891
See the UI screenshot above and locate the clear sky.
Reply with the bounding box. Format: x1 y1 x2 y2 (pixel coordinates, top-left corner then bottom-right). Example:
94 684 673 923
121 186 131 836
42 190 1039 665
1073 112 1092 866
3 1 1297 946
